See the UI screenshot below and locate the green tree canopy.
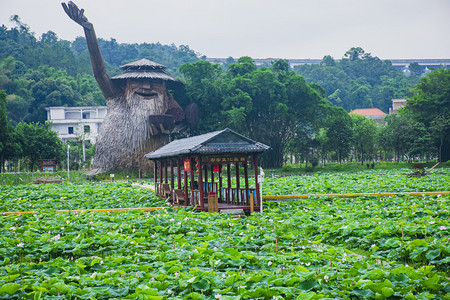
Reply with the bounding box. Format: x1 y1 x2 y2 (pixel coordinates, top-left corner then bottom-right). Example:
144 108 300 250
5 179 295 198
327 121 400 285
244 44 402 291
295 47 418 113
350 113 379 164
324 106 353 163
406 67 450 161
15 122 64 171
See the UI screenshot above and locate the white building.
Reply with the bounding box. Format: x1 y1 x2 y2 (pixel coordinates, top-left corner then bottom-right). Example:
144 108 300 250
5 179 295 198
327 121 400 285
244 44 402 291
45 106 107 144
389 99 407 114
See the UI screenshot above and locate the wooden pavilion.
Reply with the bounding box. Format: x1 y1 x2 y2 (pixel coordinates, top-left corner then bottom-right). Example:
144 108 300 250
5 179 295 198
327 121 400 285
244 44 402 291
145 128 270 212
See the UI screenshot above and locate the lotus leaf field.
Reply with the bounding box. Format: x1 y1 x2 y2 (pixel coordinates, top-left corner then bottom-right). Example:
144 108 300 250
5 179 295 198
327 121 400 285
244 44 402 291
0 169 449 299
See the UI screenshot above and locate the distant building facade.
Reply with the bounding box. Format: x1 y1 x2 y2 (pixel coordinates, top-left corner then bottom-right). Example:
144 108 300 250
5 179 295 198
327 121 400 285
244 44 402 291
45 106 107 144
349 108 387 124
389 99 407 114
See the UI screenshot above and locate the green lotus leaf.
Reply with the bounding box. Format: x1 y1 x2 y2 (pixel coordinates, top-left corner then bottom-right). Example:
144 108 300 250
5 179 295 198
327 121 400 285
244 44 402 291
381 287 394 298
425 248 441 261
50 282 71 295
192 278 210 291
0 283 22 295
185 292 203 300
135 285 159 295
297 280 319 291
296 291 316 300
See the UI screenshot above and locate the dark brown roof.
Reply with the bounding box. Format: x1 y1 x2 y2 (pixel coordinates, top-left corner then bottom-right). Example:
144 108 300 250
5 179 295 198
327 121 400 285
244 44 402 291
145 128 270 160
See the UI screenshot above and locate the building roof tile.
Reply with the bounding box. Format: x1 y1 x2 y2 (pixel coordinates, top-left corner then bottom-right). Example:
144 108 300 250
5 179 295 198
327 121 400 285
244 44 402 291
350 108 386 116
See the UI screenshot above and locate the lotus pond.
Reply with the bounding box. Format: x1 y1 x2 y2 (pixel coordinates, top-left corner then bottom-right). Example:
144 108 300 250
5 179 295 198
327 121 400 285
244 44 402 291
0 169 449 299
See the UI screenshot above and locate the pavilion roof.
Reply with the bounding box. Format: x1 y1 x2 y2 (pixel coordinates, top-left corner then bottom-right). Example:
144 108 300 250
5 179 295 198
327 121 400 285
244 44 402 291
145 128 270 160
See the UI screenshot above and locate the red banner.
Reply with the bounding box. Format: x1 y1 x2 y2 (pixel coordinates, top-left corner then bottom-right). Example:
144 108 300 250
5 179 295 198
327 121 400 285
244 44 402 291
184 159 191 171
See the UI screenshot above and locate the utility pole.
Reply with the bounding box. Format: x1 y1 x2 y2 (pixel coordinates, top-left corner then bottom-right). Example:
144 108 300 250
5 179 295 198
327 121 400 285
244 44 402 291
67 145 70 181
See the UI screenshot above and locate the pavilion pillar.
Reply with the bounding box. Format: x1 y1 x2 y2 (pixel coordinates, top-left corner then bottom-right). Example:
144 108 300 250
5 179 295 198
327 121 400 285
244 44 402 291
177 159 182 189
154 160 158 194
189 157 196 206
244 161 249 205
198 156 204 209
164 161 168 184
218 165 223 201
227 163 232 204
253 154 260 210
235 162 240 190
184 159 189 206
236 162 240 204
159 160 163 187
170 160 174 190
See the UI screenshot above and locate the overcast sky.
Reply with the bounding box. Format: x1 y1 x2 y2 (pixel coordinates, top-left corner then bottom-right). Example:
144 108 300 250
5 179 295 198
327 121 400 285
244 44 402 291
1 0 449 60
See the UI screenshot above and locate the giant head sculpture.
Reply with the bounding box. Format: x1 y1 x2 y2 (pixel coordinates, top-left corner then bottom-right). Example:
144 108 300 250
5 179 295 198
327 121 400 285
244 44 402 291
62 1 197 175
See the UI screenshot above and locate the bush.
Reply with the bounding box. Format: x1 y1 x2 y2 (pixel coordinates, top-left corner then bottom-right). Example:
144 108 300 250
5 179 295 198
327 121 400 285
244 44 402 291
281 164 292 172
305 166 314 172
310 157 319 169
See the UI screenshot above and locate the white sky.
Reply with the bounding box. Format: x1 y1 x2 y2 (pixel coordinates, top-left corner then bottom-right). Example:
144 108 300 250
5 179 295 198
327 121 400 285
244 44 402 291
1 0 449 59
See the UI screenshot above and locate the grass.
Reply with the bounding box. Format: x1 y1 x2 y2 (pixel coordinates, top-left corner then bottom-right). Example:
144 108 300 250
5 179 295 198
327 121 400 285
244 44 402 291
273 160 447 175
1 161 448 185
0 170 87 185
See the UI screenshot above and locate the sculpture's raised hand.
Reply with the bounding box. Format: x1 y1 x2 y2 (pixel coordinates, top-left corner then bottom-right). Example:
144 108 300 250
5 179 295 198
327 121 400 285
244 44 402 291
61 1 92 29
61 1 117 99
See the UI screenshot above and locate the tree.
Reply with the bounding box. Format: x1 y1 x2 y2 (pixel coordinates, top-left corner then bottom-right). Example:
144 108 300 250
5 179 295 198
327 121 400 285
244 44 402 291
0 90 23 171
180 58 330 168
285 124 316 167
324 107 352 163
320 55 336 67
343 47 366 61
226 56 257 77
179 60 224 133
296 47 415 113
407 67 450 161
15 122 64 171
0 90 10 170
382 113 432 162
350 114 379 164
430 114 450 162
408 62 423 77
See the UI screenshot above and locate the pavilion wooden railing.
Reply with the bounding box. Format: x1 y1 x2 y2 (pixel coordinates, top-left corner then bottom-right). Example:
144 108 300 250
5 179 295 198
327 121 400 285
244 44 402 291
203 182 218 194
158 184 257 209
155 183 162 197
190 190 202 207
220 188 256 206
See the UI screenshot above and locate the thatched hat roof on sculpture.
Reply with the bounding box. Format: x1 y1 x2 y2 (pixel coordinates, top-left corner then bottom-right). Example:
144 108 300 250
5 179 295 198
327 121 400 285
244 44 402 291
112 59 182 85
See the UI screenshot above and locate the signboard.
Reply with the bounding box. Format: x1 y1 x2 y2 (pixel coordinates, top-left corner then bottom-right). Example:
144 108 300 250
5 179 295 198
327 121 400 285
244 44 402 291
40 159 57 172
207 156 247 164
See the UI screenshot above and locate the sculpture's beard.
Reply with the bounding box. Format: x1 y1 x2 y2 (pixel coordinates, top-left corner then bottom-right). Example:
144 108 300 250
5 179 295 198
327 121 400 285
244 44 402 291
124 89 170 152
91 81 175 174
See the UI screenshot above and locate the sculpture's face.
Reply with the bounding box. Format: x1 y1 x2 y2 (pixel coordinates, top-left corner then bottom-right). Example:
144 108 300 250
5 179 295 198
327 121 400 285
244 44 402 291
124 80 170 114
126 80 167 101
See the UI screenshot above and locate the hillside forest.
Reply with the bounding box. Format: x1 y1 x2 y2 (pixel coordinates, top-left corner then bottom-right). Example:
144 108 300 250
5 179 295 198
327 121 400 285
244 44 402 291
0 16 449 171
